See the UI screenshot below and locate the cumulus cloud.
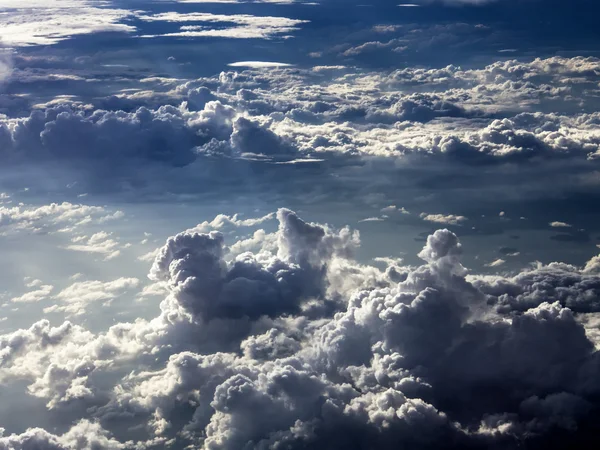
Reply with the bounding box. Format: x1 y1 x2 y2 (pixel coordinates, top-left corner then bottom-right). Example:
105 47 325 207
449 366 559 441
1 209 600 449
190 212 275 233
1 55 599 200
11 281 54 304
420 213 468 225
0 202 123 235
45 277 140 317
3 0 600 446
0 419 127 450
66 231 127 260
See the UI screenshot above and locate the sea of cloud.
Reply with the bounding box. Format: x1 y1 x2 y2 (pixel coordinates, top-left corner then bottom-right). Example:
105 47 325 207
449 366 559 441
1 207 600 449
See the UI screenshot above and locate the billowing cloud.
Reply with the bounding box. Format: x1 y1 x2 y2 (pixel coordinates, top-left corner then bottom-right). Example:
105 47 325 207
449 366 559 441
1 209 600 449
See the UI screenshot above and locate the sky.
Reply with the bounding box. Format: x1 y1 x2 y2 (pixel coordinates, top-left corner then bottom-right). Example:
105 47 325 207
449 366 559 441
1 0 600 449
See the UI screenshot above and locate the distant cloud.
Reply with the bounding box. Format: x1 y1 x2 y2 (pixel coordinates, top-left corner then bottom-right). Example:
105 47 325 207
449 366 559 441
381 205 410 214
66 231 130 260
359 216 385 222
0 1 135 47
420 212 468 225
550 221 572 228
11 283 54 303
138 12 308 40
485 258 506 267
45 277 140 317
228 61 293 68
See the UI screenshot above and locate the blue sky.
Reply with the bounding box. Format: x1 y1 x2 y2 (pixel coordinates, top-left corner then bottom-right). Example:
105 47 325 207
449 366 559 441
1 1 600 449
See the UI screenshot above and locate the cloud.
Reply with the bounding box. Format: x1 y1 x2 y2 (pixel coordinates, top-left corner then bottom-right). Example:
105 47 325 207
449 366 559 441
148 208 358 325
228 61 293 68
0 419 127 450
550 221 572 228
45 277 140 317
0 202 123 235
1 209 600 449
137 12 308 40
471 255 600 313
485 258 505 267
189 212 275 233
1 55 599 204
66 231 127 260
11 283 54 304
0 1 136 47
420 213 468 225
3 0 600 446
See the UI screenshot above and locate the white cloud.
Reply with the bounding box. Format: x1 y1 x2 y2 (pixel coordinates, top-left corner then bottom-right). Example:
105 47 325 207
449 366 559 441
46 277 140 317
0 1 136 47
485 258 506 267
420 212 468 225
11 283 54 303
137 248 160 262
228 61 293 68
0 202 122 235
66 231 127 260
550 221 572 228
138 12 308 40
189 212 275 233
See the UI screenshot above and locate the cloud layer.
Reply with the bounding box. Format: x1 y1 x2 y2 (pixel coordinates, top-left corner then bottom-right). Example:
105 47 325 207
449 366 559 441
1 209 600 449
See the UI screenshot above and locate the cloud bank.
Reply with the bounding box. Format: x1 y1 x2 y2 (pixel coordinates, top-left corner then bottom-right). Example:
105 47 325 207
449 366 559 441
1 209 600 449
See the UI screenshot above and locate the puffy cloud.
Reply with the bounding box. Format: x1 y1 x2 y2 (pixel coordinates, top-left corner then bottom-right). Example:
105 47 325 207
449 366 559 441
66 231 127 261
471 253 600 313
148 208 358 324
11 283 54 304
0 202 119 235
0 320 109 408
1 55 599 200
190 212 275 233
229 117 295 157
420 213 467 225
0 419 126 450
1 209 599 449
7 105 204 166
